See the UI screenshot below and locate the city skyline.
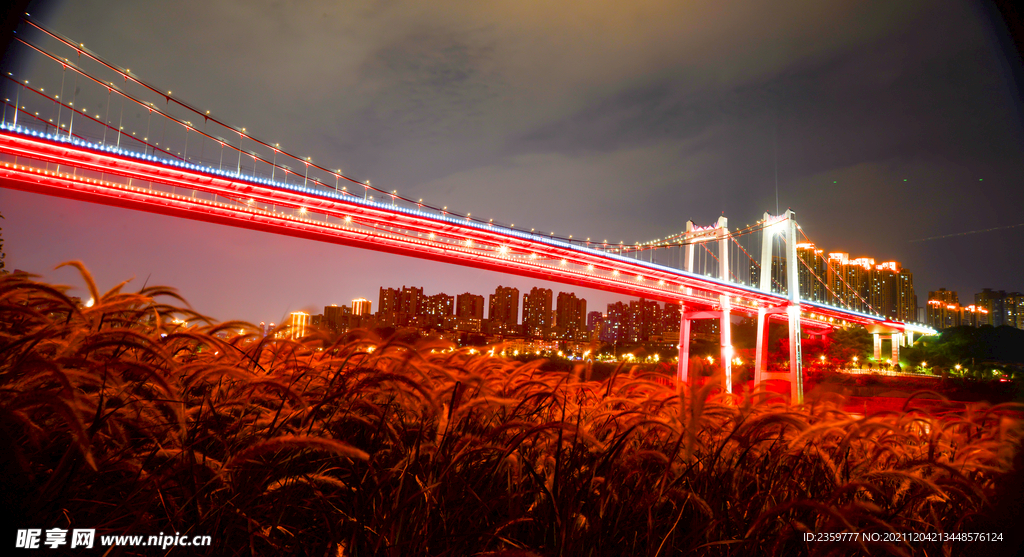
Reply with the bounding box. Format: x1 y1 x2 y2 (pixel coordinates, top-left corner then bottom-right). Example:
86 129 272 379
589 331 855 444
294 279 669 345
0 1 1022 325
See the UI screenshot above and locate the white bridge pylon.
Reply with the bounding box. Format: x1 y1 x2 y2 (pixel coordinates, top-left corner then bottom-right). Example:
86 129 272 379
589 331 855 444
676 210 805 403
676 216 733 392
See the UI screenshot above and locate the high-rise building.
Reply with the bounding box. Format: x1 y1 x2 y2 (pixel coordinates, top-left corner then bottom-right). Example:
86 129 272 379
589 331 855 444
379 286 423 326
488 286 520 335
848 258 876 313
1007 293 1024 330
602 302 628 343
825 253 875 313
929 289 957 303
587 311 604 340
976 289 1005 327
351 298 372 317
284 311 310 339
555 291 587 340
826 253 850 307
867 262 916 322
662 302 681 333
627 298 662 343
868 264 892 317
378 287 400 327
456 293 485 320
399 286 424 316
421 293 454 327
324 304 352 333
379 287 399 316
523 287 553 338
926 289 994 329
753 246 915 320
974 289 1024 330
893 267 917 323
796 243 827 302
927 291 961 329
961 304 989 327
1007 292 1024 327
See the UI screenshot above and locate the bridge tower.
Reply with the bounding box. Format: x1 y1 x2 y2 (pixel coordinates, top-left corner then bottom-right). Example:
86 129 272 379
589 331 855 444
676 216 734 393
752 210 804 403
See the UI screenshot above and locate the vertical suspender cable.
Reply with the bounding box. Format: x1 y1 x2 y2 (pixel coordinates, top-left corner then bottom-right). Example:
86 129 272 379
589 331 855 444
55 65 65 134
67 56 79 137
115 93 123 148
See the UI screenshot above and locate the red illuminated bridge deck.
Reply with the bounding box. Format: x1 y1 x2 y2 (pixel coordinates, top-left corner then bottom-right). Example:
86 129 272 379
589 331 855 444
0 125 928 336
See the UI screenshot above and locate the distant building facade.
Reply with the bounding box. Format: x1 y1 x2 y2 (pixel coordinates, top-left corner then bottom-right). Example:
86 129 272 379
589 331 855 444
324 304 353 333
555 291 587 340
974 289 1024 330
488 286 520 335
284 311 310 339
522 287 553 338
351 298 372 317
926 288 993 330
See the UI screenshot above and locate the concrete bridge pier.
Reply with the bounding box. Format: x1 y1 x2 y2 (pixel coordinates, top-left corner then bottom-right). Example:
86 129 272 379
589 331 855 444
677 305 692 382
871 332 903 365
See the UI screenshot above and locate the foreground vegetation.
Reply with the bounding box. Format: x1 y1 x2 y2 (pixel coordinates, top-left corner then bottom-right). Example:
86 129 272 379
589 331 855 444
2 267 1022 556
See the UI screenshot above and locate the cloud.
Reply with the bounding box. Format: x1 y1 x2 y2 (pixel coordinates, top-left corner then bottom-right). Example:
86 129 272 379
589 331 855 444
414 130 730 243
42 1 928 176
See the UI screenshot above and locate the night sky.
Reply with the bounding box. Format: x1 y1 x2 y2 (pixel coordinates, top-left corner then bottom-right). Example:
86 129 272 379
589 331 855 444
1 1 1022 325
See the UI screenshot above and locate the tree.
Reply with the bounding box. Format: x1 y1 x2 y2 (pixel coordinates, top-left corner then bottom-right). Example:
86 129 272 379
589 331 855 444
826 327 871 367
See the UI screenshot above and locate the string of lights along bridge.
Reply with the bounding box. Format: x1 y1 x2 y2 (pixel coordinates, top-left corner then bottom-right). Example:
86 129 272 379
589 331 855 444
0 15 934 403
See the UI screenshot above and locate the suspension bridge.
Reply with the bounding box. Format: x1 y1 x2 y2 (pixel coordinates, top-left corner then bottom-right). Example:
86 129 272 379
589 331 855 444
0 17 934 402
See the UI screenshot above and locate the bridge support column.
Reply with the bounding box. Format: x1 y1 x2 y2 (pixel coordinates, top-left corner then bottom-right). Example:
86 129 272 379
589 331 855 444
754 306 769 384
718 221 732 393
892 333 902 364
787 305 803 403
873 333 882 362
784 213 803 404
677 307 691 383
906 331 914 347
720 298 732 394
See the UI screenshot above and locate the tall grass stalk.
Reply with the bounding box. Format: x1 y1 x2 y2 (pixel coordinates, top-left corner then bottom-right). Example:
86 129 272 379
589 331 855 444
1 266 1021 556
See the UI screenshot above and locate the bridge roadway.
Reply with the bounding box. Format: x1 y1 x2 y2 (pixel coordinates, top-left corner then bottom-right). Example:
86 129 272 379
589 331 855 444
0 125 913 335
